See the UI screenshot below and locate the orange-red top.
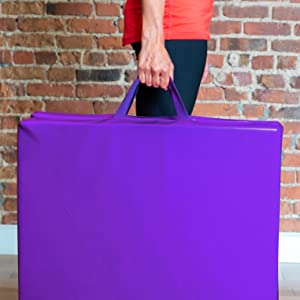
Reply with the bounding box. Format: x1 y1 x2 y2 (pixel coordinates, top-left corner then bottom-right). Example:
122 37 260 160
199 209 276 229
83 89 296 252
122 0 214 46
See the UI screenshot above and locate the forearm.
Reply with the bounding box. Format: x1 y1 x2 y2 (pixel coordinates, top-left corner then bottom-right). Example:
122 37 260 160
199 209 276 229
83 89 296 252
141 0 165 44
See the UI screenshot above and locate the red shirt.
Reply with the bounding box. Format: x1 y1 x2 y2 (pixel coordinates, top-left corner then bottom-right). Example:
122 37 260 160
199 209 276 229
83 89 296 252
122 0 214 46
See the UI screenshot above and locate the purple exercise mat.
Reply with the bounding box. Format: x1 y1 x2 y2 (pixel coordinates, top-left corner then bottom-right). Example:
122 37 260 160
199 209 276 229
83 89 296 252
18 77 283 299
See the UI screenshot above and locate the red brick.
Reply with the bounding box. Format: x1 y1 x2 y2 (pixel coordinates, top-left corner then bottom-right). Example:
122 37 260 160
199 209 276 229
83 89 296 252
59 52 81 65
282 122 300 134
258 75 285 89
45 100 94 114
293 202 300 215
0 100 43 114
76 84 123 98
221 38 267 51
107 52 131 65
96 3 120 16
252 56 273 70
48 67 75 82
243 105 264 118
0 18 16 31
0 83 25 97
13 51 34 64
295 25 300 36
4 198 17 212
225 89 248 101
7 34 55 48
35 51 57 64
0 166 16 179
207 54 224 68
273 7 300 21
98 36 124 49
46 3 93 16
94 101 120 114
197 88 225 101
233 72 252 86
282 136 292 150
3 182 17 196
269 104 300 119
280 201 292 215
27 83 74 97
1 2 45 15
277 56 297 69
272 40 300 52
0 116 19 129
282 153 300 167
18 18 64 32
0 149 17 164
83 52 106 66
253 90 298 104
2 213 17 225
67 19 115 33
210 21 241 34
244 22 290 35
281 186 300 200
0 132 17 146
57 35 94 49
0 67 46 80
280 219 300 232
192 103 240 117
281 171 295 184
223 6 268 18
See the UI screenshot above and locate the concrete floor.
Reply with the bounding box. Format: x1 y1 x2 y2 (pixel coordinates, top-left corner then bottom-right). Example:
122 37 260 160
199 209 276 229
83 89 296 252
280 263 300 299
0 256 299 299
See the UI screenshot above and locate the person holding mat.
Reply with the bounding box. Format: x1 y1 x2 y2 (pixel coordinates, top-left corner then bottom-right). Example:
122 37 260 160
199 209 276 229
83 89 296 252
122 0 214 116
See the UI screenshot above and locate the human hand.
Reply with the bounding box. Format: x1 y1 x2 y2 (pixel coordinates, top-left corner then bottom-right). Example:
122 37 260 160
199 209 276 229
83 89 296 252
137 40 174 91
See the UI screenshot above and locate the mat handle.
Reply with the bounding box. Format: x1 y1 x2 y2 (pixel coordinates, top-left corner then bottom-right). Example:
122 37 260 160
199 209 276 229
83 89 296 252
113 76 190 120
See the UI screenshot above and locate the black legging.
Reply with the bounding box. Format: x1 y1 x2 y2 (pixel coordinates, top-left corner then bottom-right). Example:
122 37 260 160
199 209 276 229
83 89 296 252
131 40 207 117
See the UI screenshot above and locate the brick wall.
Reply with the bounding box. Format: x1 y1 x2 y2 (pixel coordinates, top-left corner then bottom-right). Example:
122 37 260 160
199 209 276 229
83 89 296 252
0 0 299 231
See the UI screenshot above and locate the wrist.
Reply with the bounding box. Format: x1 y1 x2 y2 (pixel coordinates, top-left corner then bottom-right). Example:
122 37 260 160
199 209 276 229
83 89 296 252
141 29 164 46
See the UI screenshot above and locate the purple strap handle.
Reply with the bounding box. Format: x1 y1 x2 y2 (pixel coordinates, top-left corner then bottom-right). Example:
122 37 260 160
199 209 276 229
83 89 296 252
114 76 190 120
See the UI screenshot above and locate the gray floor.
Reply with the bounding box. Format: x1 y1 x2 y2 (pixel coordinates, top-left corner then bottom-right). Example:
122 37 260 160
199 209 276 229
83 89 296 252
280 263 300 299
0 256 299 299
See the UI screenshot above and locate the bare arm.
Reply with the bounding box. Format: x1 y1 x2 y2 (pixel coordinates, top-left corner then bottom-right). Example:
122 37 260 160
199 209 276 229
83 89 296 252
141 0 164 44
137 0 174 90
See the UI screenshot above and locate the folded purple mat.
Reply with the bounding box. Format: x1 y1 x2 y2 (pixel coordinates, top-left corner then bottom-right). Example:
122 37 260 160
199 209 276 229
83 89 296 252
18 77 283 300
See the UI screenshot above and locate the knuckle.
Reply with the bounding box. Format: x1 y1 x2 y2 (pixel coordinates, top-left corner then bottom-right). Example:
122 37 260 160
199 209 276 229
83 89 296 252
151 66 160 73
